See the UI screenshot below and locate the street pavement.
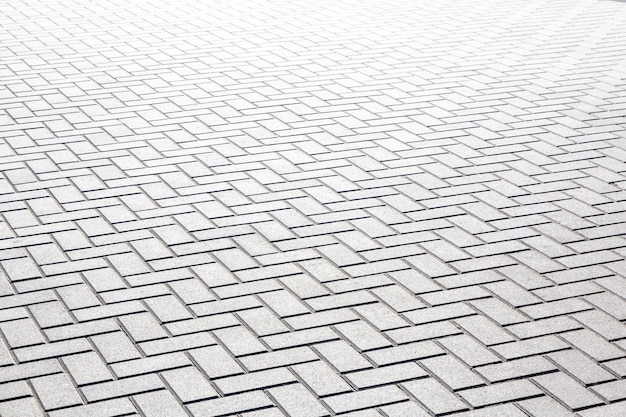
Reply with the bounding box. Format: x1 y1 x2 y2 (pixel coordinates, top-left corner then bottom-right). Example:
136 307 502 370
1 0 626 415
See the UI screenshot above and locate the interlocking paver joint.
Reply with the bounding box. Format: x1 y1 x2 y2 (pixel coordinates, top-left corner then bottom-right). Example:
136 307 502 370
1 0 626 416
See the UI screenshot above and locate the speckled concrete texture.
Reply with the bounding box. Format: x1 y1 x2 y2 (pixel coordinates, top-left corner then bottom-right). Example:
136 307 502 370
1 0 626 415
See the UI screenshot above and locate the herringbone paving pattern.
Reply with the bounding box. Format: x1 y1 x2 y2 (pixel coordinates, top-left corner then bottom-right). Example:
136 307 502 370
1 0 626 415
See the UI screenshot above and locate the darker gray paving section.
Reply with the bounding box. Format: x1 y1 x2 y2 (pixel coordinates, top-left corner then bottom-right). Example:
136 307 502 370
1 0 626 416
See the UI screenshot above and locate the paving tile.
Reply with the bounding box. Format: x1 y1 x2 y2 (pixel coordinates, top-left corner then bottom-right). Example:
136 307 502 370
134 390 188 417
506 316 582 339
590 379 626 402
520 298 592 320
0 318 45 348
73 300 145 323
485 281 542 307
420 286 490 306
241 409 287 417
404 302 475 325
323 386 408 414
81 375 164 403
454 315 515 346
28 301 74 328
372 285 425 312
517 396 574 417
61 352 112 386
139 332 215 356
144 295 193 323
0 380 30 403
603 357 626 378
262 327 340 350
458 379 543 408
47 399 138 417
191 297 261 317
421 354 485 390
107 252 152 276
354 302 411 331
532 372 604 411
187 391 274 417
31 373 83 411
580 396 625 416
379 401 431 417
279 274 330 299
584 291 626 321
215 368 296 395
386 321 461 344
497 264 553 290
0 397 46 417
346 362 427 389
110 351 191 378
118 312 169 342
402 378 469 415
405 253 456 278
268 383 330 417
162 366 219 402
292 360 352 397
453 404 529 417
475 356 557 383
14 338 92 363
214 326 268 356
0 359 63 385
560 329 625 362
168 279 214 304
573 309 626 341
470 298 528 326
90 331 142 363
55 284 101 310
548 349 615 386
306 290 376 311
314 340 373 372
189 345 244 379
1 257 42 281
365 341 444 367
491 336 570 360
334 320 393 351
438 335 500 367
436 270 504 290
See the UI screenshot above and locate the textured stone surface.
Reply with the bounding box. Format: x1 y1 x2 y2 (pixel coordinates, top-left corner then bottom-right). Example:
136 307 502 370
1 0 626 415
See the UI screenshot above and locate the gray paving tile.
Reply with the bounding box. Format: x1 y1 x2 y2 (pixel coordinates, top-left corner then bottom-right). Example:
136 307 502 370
403 378 469 415
517 396 573 417
532 372 604 411
0 397 46 417
323 386 408 414
577 402 626 417
268 383 330 417
133 390 188 417
187 391 274 417
458 379 542 408
30 373 83 411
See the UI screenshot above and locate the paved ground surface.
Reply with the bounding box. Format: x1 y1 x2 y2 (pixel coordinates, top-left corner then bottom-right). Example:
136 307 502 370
1 0 626 416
